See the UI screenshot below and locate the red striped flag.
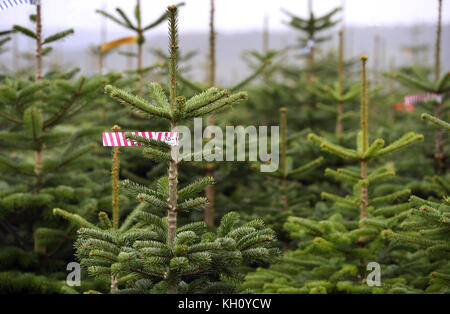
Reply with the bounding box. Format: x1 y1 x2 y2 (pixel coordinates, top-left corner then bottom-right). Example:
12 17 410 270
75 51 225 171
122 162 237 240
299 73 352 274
102 132 178 147
404 93 442 106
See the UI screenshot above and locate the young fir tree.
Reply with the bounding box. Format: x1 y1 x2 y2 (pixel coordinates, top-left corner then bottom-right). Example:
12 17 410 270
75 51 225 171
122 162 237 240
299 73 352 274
271 26 358 141
0 2 121 293
384 113 450 293
282 2 341 80
243 56 425 294
53 125 148 294
225 29 356 255
57 6 278 294
91 2 184 194
12 1 74 82
307 30 360 138
0 68 122 291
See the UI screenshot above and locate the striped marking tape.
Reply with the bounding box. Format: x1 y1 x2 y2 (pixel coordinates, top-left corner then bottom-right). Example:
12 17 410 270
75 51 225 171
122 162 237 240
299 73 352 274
404 93 442 106
102 132 178 147
0 0 37 11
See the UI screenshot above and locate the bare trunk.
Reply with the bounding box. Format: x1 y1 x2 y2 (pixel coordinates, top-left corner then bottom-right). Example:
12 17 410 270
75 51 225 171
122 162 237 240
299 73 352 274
336 29 344 138
204 0 216 226
32 5 44 251
435 0 442 83
34 4 43 181
111 126 120 230
307 0 314 81
99 53 103 75
208 0 215 88
110 274 118 293
35 4 42 82
166 6 180 293
137 40 143 95
336 103 343 138
360 56 369 221
34 150 43 176
434 0 444 173
307 46 314 82
167 123 178 294
136 0 143 95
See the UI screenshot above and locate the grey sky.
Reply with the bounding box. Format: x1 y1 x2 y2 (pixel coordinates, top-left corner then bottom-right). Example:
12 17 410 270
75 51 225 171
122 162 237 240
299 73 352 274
0 0 448 38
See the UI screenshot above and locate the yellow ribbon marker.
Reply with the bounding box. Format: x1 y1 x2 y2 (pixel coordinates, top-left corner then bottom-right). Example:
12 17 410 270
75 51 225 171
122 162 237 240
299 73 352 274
100 36 138 53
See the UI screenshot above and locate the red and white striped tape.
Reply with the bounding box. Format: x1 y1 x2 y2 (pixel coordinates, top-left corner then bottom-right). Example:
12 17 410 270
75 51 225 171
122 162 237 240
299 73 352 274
404 93 442 106
102 132 178 147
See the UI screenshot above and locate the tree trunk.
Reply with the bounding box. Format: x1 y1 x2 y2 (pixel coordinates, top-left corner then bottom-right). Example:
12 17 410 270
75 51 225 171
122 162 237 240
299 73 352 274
434 0 444 173
280 108 287 212
360 56 369 221
204 0 216 226
336 30 344 138
167 123 179 294
34 4 43 180
111 125 121 230
35 3 42 82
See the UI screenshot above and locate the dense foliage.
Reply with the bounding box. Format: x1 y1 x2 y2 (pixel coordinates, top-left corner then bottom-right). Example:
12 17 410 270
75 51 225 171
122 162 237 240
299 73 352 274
0 0 448 294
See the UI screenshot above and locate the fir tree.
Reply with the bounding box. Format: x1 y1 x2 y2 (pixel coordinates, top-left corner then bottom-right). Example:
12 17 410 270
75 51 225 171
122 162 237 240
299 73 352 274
0 73 121 291
12 2 74 81
0 3 121 293
282 2 341 80
384 113 449 293
57 5 278 294
306 30 360 138
244 56 424 294
53 124 148 294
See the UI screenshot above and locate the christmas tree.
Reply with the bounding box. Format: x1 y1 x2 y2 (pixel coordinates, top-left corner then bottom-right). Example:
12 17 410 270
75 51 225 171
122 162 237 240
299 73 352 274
54 5 279 294
384 113 449 293
0 2 120 293
244 56 424 294
282 1 341 80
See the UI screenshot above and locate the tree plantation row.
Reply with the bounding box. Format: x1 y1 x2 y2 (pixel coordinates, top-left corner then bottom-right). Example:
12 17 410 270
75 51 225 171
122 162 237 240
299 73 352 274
0 0 448 294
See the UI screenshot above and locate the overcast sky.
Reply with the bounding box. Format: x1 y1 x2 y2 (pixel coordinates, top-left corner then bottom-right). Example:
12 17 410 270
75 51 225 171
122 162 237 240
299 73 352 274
0 0 448 37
